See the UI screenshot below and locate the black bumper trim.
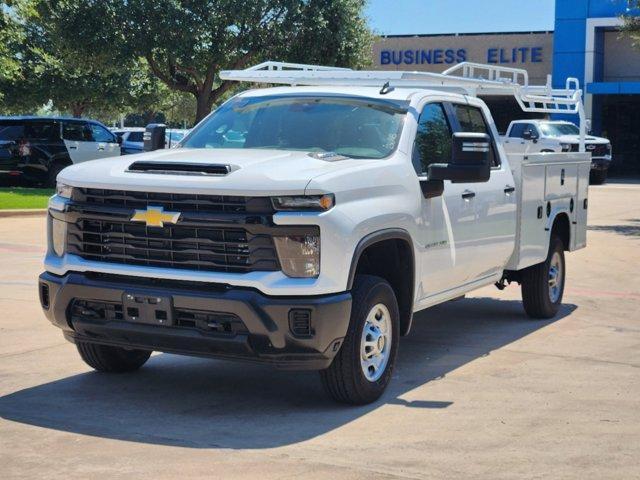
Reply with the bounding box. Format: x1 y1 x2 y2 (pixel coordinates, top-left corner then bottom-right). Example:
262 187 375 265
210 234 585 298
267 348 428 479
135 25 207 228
39 272 351 370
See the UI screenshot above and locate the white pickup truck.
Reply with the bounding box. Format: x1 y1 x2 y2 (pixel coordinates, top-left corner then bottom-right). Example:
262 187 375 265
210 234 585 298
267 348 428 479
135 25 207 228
502 119 612 184
39 62 591 404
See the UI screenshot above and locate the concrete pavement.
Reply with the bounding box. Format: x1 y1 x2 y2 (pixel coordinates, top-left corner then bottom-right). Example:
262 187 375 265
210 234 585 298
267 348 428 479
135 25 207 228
0 182 638 479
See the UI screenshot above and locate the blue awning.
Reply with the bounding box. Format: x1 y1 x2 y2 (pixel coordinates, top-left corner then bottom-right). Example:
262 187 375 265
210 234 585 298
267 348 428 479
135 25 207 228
587 82 640 94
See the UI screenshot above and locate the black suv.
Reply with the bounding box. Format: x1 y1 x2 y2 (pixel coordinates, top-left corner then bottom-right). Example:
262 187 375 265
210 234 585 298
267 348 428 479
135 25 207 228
0 117 120 186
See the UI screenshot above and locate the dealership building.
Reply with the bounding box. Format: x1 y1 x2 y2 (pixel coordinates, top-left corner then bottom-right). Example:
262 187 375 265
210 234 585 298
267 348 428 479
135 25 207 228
372 0 640 174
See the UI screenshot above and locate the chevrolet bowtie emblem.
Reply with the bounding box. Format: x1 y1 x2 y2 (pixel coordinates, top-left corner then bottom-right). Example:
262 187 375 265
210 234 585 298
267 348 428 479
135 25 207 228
131 206 181 227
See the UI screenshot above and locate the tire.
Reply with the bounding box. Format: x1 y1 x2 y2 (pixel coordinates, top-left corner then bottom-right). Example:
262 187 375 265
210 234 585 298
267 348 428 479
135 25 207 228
320 275 400 405
46 161 69 188
521 235 566 319
76 341 151 373
590 169 607 185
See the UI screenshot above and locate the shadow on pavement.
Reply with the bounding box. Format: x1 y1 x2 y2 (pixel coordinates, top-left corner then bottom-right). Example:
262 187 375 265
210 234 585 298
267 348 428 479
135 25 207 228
0 296 575 449
588 219 640 237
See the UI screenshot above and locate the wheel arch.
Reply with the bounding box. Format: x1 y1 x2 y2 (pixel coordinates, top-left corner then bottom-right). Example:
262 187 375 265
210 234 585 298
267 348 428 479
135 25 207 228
550 211 571 251
347 229 415 336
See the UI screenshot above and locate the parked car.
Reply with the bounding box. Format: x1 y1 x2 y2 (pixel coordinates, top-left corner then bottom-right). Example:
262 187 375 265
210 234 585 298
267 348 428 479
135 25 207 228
166 129 189 148
502 120 612 184
40 62 590 404
0 116 120 186
112 128 145 155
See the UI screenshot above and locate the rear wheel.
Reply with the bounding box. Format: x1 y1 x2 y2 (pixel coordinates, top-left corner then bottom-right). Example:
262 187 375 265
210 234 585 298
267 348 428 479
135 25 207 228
76 341 151 373
320 275 399 404
521 235 566 319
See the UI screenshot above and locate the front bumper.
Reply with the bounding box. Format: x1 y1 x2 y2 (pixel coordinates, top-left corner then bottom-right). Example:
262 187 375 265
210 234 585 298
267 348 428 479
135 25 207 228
39 271 352 370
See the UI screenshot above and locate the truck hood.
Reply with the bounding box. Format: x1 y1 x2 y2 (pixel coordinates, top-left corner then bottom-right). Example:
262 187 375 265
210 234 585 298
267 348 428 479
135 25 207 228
58 148 366 195
556 134 609 145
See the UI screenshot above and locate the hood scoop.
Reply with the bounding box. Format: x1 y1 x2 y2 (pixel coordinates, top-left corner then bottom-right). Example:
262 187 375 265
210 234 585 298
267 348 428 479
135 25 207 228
127 161 232 176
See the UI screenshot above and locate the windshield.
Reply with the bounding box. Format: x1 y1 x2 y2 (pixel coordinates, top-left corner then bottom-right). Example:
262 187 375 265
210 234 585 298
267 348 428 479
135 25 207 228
539 123 579 137
182 95 408 159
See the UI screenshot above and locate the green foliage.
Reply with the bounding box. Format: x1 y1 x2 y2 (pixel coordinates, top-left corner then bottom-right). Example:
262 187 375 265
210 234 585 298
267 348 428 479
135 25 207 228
621 1 640 48
1 0 373 123
40 0 374 122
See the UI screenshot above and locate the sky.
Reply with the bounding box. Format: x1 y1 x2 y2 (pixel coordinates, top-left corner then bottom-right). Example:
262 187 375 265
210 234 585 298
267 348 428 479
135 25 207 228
366 0 556 35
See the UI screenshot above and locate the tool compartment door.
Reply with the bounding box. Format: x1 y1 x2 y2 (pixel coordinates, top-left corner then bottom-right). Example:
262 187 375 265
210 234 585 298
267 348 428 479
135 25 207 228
545 164 578 200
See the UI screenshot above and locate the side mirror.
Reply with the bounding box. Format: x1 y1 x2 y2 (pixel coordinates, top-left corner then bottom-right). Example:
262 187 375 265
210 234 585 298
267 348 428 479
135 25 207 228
522 129 538 142
428 132 491 184
144 123 167 151
115 135 123 145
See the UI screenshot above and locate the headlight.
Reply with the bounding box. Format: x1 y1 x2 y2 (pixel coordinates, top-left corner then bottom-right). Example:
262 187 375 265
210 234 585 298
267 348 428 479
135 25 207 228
51 218 67 257
272 194 334 211
560 143 570 152
56 183 73 199
274 235 320 278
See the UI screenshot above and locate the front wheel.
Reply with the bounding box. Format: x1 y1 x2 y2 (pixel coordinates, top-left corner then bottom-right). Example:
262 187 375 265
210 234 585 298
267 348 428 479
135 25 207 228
521 235 566 319
320 275 400 404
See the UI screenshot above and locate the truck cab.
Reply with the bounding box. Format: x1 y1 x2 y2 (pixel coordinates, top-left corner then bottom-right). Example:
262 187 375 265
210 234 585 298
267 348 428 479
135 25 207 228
39 62 590 404
502 119 612 184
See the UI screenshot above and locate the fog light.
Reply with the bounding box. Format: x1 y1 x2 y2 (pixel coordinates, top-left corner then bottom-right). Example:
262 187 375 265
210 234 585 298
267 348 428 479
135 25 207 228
51 218 67 256
274 235 320 278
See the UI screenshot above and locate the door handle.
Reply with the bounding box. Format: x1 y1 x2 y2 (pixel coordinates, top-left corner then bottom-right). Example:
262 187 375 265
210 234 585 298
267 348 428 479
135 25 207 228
504 185 515 194
461 190 476 200
69 146 77 150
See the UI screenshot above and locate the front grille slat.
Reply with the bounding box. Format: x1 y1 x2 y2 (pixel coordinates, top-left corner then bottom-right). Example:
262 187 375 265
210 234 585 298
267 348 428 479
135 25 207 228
67 189 279 273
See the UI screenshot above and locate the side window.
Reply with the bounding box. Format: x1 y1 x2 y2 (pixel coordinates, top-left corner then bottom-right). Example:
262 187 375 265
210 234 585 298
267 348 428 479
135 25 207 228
509 123 526 138
412 103 453 175
62 122 85 141
128 131 144 142
0 124 25 141
455 104 500 167
24 122 57 141
90 124 116 143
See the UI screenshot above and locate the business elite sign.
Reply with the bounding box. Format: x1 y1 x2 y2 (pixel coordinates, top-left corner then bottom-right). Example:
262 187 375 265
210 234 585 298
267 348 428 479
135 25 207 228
373 32 553 82
380 46 544 66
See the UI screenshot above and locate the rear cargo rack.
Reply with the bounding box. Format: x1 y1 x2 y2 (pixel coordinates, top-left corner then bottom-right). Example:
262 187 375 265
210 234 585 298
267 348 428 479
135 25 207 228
220 60 587 152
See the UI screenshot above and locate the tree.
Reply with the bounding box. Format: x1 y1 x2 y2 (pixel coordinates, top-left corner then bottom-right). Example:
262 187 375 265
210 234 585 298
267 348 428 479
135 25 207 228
621 1 640 47
0 1 29 109
40 0 373 123
6 0 138 117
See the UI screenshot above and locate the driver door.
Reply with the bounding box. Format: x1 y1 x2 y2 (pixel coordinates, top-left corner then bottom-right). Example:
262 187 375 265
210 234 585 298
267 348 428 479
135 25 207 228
412 101 476 300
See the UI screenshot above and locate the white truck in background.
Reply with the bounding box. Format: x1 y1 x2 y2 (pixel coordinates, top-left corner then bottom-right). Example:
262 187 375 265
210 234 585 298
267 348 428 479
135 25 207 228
40 62 591 404
502 119 612 184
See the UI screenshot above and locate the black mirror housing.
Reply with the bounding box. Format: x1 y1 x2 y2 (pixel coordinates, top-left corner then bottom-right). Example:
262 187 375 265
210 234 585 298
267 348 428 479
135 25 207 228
522 129 538 141
428 132 491 184
144 123 167 151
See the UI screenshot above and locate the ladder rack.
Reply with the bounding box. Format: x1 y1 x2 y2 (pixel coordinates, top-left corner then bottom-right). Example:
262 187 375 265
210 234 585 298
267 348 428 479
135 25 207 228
220 61 587 151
